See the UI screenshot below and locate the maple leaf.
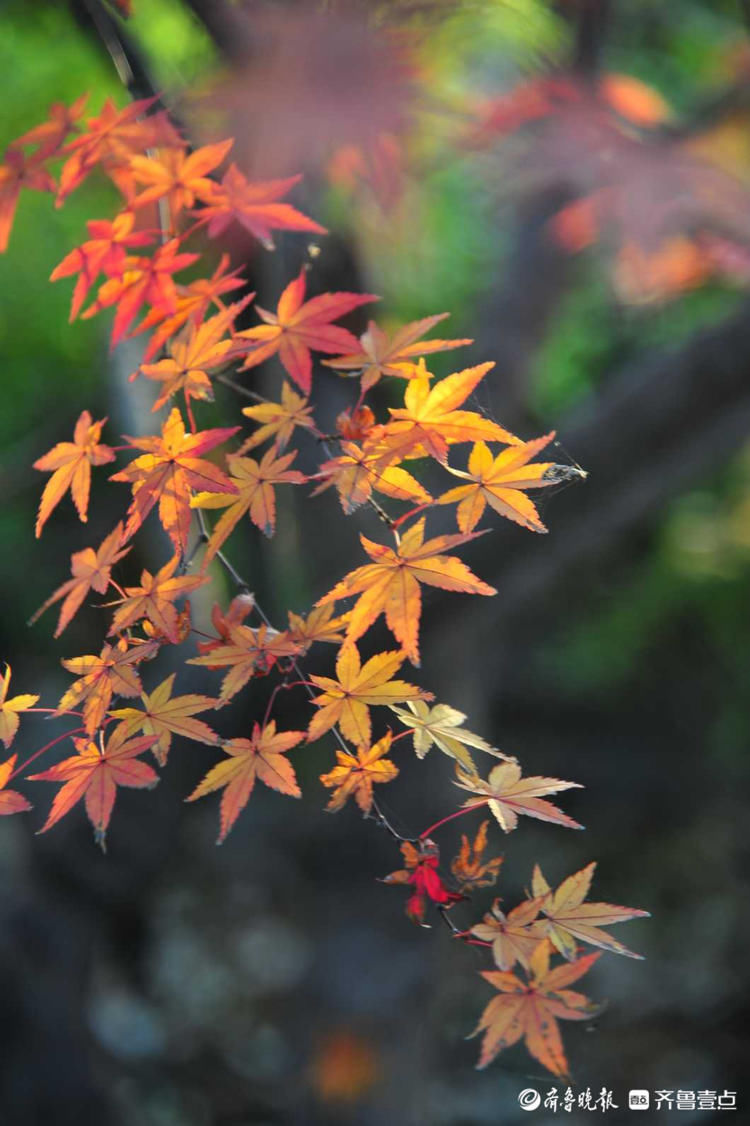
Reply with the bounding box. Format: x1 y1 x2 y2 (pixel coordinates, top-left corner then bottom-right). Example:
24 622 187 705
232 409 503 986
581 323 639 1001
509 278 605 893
531 863 650 962
50 211 155 320
0 754 32 816
0 147 56 253
0 666 39 750
471 942 601 1075
14 93 89 161
286 604 349 653
108 554 208 644
196 594 256 659
323 314 472 392
316 518 496 665
371 362 520 466
129 139 234 217
135 253 247 362
200 164 326 248
381 839 464 925
108 673 219 766
438 434 578 534
82 238 200 349
320 731 398 813
450 820 504 891
30 728 159 849
188 623 302 702
56 96 163 204
57 640 159 735
239 383 316 453
454 762 584 833
389 699 511 772
470 896 546 972
237 269 378 393
311 440 431 515
29 523 130 638
110 407 239 554
186 720 304 842
33 410 115 537
138 297 253 413
191 448 306 555
335 405 376 442
308 646 431 746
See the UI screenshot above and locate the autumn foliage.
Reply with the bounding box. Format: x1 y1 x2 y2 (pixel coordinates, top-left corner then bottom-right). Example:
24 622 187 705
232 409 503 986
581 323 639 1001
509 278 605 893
0 38 649 1081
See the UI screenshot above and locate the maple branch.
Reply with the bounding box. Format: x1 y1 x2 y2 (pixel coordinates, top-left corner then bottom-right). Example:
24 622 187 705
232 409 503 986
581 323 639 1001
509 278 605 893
10 727 86 781
367 795 418 845
71 0 166 109
419 803 486 841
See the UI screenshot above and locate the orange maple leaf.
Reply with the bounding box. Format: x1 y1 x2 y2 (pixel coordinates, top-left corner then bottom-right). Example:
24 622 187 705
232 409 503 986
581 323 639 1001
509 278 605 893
438 434 567 534
138 297 253 413
454 761 584 833
108 554 208 644
323 313 472 392
239 382 317 453
311 440 431 515
33 410 115 537
187 720 304 842
470 896 546 971
450 820 503 891
196 594 256 659
29 522 130 637
0 666 39 749
57 640 159 735
370 362 520 466
316 517 496 665
320 731 398 814
308 646 431 746
0 146 56 253
531 863 650 961
82 238 200 349
129 138 234 217
286 604 349 653
108 673 218 765
472 943 601 1075
50 210 155 320
0 754 32 816
30 728 159 849
191 448 306 555
13 93 88 161
237 269 377 392
188 623 302 702
110 407 239 554
135 253 247 362
200 165 326 247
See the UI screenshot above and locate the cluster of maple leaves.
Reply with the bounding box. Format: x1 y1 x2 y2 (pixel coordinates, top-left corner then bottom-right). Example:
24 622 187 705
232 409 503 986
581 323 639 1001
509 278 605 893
0 85 647 1079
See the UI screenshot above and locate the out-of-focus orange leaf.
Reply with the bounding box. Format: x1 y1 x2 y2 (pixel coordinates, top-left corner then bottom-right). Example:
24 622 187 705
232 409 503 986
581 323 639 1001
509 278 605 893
317 517 496 665
187 720 303 842
30 728 159 849
0 147 56 253
308 645 431 746
320 731 398 814
50 211 155 320
33 410 115 537
599 74 671 128
311 1031 379 1105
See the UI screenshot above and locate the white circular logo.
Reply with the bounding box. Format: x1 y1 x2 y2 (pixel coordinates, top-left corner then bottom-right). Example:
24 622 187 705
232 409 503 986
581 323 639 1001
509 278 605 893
518 1088 541 1111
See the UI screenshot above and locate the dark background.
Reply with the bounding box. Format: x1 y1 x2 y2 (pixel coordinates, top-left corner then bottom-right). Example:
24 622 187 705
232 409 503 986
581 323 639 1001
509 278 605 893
0 1 748 1123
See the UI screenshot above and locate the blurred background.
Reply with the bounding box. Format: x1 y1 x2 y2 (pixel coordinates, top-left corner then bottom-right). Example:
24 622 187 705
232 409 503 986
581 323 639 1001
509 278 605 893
1 1 749 1122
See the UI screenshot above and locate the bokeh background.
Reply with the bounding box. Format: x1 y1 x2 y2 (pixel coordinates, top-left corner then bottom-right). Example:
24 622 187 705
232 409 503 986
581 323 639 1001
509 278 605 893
1 1 749 1123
